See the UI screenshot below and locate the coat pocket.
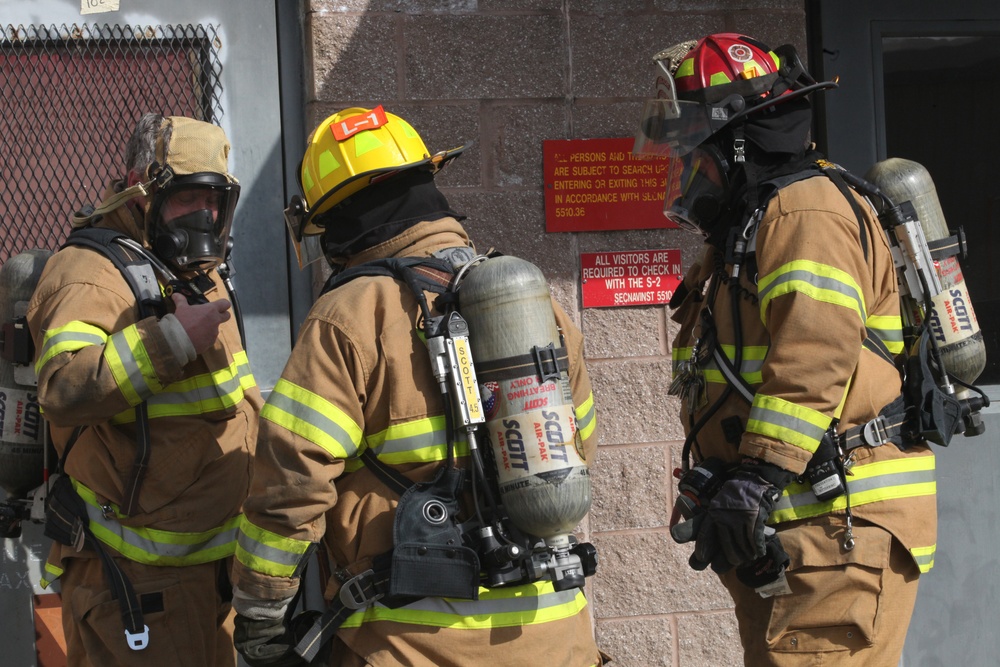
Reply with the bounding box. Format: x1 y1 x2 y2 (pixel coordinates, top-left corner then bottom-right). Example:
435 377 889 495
766 520 892 653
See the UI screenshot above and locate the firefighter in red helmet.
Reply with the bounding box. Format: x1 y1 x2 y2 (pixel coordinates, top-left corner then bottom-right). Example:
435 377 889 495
637 34 935 665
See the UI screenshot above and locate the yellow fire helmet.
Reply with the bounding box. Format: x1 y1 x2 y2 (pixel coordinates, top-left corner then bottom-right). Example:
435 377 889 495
284 106 464 266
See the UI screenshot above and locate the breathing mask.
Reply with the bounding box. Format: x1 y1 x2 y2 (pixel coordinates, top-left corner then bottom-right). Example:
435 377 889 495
665 143 733 236
145 117 240 271
148 174 239 271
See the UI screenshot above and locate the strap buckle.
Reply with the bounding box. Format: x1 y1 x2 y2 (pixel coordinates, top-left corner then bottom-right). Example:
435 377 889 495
125 624 150 651
861 415 889 447
339 569 382 610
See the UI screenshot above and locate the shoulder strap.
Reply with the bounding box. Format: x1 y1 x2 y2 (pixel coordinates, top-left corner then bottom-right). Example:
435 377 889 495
320 256 454 298
62 228 166 318
61 227 161 516
820 166 870 262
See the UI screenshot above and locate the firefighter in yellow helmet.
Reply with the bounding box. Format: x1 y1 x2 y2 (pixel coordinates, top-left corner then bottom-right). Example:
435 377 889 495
27 113 262 665
636 34 935 665
231 106 606 666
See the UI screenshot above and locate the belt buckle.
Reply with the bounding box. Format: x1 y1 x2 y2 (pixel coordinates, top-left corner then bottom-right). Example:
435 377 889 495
125 624 150 651
339 569 381 610
861 415 888 447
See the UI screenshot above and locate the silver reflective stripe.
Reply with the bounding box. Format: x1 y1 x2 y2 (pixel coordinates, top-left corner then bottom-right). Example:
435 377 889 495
84 502 238 563
759 268 864 314
671 355 764 381
267 391 359 457
773 467 937 513
146 372 248 410
368 426 450 457
235 531 305 570
371 586 580 616
713 346 755 403
39 330 105 356
868 325 903 346
108 329 155 399
576 404 595 432
749 404 827 444
911 550 934 569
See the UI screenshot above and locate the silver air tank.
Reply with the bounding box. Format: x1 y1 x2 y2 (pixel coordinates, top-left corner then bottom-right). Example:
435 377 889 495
0 249 51 497
458 256 592 552
865 158 986 384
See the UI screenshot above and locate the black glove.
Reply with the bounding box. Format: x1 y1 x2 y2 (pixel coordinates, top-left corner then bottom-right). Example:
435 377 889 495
687 460 796 574
234 611 325 667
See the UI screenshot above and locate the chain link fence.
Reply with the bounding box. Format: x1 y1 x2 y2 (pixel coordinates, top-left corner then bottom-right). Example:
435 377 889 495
0 23 225 264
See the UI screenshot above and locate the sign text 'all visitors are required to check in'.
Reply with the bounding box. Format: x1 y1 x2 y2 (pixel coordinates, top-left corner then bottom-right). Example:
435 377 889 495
580 249 682 308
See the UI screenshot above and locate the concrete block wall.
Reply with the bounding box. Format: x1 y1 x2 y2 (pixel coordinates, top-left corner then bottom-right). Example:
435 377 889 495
303 1 807 664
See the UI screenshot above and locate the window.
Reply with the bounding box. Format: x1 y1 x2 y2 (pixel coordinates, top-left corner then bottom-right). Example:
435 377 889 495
0 23 224 263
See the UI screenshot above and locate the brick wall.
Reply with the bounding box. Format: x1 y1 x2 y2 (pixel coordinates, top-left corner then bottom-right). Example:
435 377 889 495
303 2 807 664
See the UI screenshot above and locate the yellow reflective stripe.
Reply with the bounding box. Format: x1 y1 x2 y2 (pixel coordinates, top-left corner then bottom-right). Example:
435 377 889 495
106 354 257 423
340 581 588 630
40 561 64 589
234 351 256 391
675 57 694 79
757 260 866 327
672 345 766 385
576 392 597 442
262 379 362 459
104 324 163 405
867 314 904 355
235 516 313 578
709 71 733 86
747 394 830 454
72 479 240 565
35 321 108 373
364 416 463 465
910 544 936 573
771 456 936 523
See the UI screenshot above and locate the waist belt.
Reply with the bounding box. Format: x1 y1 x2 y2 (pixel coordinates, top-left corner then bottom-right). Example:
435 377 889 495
294 554 394 662
295 453 479 662
838 395 912 451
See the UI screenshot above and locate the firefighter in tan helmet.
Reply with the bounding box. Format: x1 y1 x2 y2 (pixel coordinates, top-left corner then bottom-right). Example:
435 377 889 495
27 113 261 666
230 106 607 666
636 34 936 665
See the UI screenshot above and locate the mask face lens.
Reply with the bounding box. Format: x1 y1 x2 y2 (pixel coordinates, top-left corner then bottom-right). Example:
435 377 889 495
152 181 238 270
663 146 729 235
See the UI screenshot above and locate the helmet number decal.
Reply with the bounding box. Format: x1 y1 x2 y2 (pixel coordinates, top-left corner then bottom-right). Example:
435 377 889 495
331 105 388 141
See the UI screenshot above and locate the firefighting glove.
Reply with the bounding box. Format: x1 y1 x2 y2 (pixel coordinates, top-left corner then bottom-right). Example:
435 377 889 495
688 460 796 574
234 611 327 667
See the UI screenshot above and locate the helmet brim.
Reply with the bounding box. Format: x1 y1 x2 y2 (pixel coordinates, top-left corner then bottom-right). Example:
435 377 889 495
300 145 466 237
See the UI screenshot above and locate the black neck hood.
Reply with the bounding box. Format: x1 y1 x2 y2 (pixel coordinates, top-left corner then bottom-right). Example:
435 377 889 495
319 170 464 256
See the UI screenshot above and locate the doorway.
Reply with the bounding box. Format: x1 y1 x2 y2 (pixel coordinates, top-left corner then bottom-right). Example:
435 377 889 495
808 2 1000 663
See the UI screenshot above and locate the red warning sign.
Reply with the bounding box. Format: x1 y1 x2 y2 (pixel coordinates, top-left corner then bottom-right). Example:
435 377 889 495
580 249 682 308
544 137 677 232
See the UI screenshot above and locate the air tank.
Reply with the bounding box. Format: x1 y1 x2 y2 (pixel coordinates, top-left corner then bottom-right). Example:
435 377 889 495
0 249 51 497
458 256 591 551
865 158 986 385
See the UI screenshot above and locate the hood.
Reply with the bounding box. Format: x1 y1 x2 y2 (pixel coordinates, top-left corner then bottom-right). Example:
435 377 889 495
342 217 474 270
93 179 147 243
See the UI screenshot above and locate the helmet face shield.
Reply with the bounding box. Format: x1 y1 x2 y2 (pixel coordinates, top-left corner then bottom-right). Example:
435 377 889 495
633 98 717 158
283 195 325 268
149 176 239 271
664 145 731 235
